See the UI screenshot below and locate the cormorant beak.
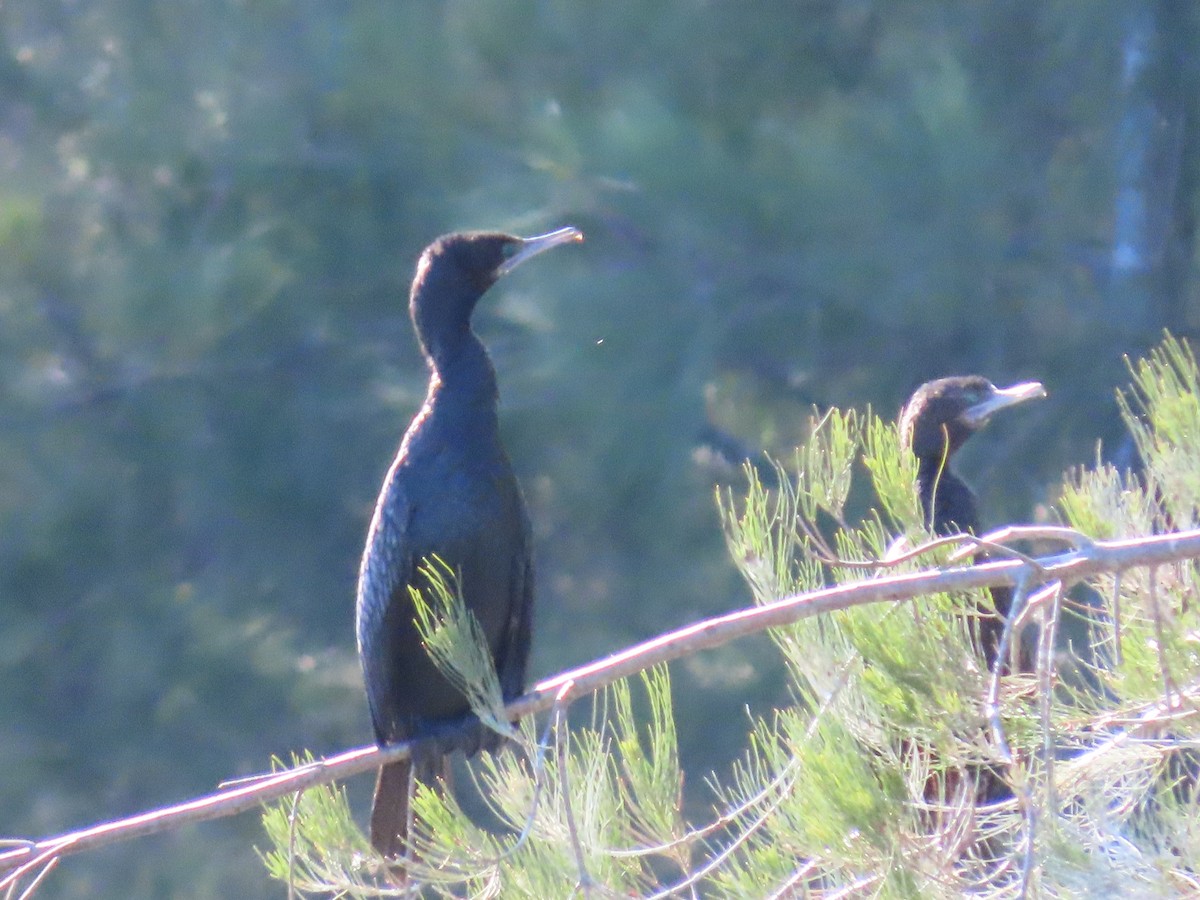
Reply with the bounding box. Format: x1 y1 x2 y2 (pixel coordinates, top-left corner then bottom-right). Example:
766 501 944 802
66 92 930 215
962 381 1047 428
497 226 584 276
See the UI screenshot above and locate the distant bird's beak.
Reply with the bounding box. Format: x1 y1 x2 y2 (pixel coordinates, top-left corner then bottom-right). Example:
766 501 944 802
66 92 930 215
962 381 1047 427
498 226 584 276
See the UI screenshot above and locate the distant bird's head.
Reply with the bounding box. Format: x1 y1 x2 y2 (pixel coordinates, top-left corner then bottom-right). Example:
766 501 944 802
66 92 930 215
900 375 1046 461
409 227 582 362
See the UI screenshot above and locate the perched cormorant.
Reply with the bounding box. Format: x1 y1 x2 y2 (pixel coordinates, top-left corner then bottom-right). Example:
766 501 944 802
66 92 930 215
899 375 1046 665
357 226 582 859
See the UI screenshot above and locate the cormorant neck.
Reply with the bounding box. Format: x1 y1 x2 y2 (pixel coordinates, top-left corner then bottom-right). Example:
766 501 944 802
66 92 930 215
422 330 500 424
419 317 488 375
408 263 498 399
916 455 944 520
915 455 978 536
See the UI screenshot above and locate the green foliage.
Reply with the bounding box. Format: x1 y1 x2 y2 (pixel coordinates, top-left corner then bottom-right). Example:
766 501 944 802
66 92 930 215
264 336 1200 896
863 410 922 531
409 558 512 740
259 755 377 895
712 336 1200 895
1064 335 1200 704
1118 333 1200 529
261 675 690 896
793 408 861 526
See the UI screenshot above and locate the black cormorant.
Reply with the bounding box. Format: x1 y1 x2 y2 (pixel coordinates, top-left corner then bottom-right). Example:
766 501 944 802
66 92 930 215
899 375 1046 666
357 226 582 859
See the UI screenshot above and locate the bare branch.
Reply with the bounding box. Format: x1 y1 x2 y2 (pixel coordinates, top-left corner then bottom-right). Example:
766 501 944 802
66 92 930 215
1113 570 1125 666
3 526 1200 880
946 525 1096 562
13 857 57 900
551 681 592 897
985 571 1027 764
285 791 301 900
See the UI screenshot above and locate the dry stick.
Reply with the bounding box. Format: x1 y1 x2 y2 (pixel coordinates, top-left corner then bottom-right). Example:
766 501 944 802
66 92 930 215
1088 680 1200 736
13 858 56 900
967 525 1095 552
828 523 1080 575
1018 580 1064 900
5 527 1200 882
401 768 416 895
985 572 1029 764
1018 778 1037 900
1038 582 1063 814
1112 570 1125 666
0 845 64 897
551 681 592 898
826 873 885 899
764 859 820 900
1148 565 1173 703
863 532 981 568
1054 681 1200 826
471 715 558 866
285 791 302 900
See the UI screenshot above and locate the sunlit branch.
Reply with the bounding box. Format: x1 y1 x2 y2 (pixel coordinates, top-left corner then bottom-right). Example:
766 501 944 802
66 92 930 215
4 525 1200 884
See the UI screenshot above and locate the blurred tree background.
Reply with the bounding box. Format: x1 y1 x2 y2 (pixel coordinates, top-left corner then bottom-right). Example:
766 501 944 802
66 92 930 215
1 2 1197 896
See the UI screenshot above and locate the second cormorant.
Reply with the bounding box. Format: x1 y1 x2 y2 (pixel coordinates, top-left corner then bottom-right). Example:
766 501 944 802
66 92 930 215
899 375 1046 665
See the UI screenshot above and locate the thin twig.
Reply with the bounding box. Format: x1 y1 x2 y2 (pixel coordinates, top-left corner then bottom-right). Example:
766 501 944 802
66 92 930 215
958 525 1096 555
401 767 416 895
1011 579 1061 638
1038 582 1063 817
4 527 1200 880
824 873 884 898
946 537 1052 573
612 655 863 873
763 859 820 900
1112 570 1124 667
793 503 842 567
986 573 1027 765
845 523 1079 575
1146 563 1200 723
552 681 591 897
1148 565 1176 706
14 859 56 900
1086 683 1200 736
641 763 801 900
408 702 561 897
1018 777 1037 900
286 790 302 900
0 847 61 896
477 713 559 862
878 533 984 567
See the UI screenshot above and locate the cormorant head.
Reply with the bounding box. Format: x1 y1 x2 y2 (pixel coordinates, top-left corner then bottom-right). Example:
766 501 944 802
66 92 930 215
409 227 582 361
900 375 1046 461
